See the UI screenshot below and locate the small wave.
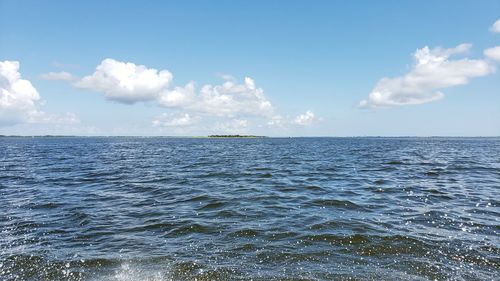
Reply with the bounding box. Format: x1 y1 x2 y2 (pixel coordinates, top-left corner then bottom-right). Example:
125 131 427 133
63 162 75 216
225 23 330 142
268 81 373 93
228 228 260 238
308 220 340 230
257 172 273 178
215 209 244 218
309 199 362 210
128 222 176 232
168 223 217 236
198 201 227 210
177 195 211 203
304 185 324 191
27 202 64 210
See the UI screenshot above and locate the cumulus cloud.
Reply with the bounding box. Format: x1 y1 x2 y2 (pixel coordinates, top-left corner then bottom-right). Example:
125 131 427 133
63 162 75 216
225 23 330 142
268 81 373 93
484 46 500 62
491 19 500 33
193 76 274 117
74 58 173 103
360 44 495 108
40 71 74 81
0 60 79 126
158 82 196 108
152 113 197 127
266 111 318 128
293 110 317 126
0 60 41 125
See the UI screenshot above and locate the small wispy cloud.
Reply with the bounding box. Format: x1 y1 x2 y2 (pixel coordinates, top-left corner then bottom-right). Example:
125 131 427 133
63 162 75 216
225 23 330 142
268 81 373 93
40 71 75 81
152 113 198 127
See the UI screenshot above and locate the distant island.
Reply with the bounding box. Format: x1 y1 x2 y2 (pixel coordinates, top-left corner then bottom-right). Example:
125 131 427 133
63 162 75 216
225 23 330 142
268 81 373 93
207 135 267 138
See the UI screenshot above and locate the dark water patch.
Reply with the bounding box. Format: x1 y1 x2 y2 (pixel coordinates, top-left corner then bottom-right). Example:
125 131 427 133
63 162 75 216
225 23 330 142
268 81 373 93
199 201 227 210
303 185 324 191
27 202 64 210
356 235 432 257
168 223 218 236
215 210 245 218
228 228 260 238
309 199 362 210
1 255 84 280
257 172 273 178
178 194 211 203
128 222 176 232
267 231 300 240
308 220 341 230
232 243 257 251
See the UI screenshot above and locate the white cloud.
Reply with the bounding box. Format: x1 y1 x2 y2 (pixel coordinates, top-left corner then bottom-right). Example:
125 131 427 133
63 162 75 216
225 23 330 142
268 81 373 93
193 76 274 117
152 113 197 127
267 115 286 127
0 60 79 126
157 82 195 108
40 71 74 81
266 111 319 127
74 58 173 103
484 46 500 62
0 60 41 125
293 110 317 126
491 19 500 33
360 44 495 108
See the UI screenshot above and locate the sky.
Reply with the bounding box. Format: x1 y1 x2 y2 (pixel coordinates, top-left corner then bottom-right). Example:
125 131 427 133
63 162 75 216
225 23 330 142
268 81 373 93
1 0 499 136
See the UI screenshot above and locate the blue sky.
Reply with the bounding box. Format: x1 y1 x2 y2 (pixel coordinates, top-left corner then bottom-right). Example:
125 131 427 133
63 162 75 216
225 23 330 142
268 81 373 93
1 0 499 136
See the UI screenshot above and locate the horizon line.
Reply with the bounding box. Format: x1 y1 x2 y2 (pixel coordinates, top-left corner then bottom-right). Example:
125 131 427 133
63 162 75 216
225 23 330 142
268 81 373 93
1 135 499 138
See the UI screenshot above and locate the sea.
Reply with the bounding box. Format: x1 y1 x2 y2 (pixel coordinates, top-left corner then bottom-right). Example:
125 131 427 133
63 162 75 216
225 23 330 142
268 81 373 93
0 137 499 280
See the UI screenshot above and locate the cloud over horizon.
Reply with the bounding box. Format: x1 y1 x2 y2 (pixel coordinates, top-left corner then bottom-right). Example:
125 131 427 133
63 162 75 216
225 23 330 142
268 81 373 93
359 44 495 108
0 60 79 127
152 113 198 128
74 59 173 104
293 110 318 126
